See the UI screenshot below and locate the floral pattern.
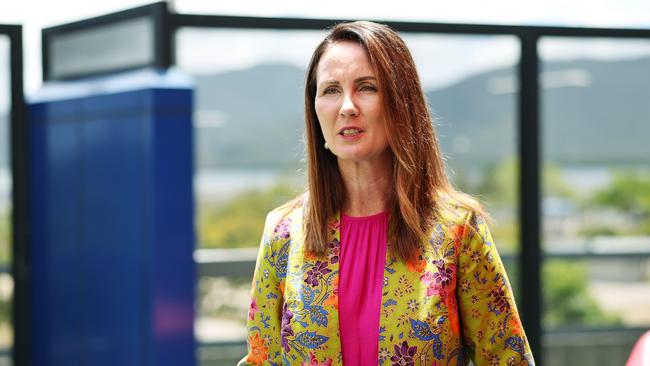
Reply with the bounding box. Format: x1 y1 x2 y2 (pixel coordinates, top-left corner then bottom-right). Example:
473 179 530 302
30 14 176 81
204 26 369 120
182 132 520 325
281 302 294 353
305 261 332 287
238 201 535 365
391 341 418 366
302 352 334 366
246 333 269 365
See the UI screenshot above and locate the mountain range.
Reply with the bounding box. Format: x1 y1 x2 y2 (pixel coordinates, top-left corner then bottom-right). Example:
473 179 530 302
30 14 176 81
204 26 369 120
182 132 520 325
1 56 648 171
192 56 650 170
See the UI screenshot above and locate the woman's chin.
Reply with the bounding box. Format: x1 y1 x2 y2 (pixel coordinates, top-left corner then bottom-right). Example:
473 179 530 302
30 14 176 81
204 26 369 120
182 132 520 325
335 149 390 165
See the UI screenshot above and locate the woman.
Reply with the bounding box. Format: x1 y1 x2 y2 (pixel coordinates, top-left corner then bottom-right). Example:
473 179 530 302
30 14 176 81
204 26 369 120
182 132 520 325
239 21 535 366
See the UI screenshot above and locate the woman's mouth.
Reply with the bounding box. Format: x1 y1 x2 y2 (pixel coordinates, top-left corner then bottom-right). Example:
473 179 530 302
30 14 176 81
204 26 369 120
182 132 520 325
338 128 364 137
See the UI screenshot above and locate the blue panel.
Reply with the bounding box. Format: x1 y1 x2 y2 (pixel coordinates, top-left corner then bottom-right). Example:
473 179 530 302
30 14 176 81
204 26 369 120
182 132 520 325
30 100 85 366
79 92 146 366
83 89 146 116
43 98 79 122
29 74 195 366
46 117 84 366
149 89 195 366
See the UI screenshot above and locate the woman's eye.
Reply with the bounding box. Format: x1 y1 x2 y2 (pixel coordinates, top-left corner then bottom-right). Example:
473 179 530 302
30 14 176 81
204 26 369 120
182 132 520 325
359 84 377 92
322 87 340 95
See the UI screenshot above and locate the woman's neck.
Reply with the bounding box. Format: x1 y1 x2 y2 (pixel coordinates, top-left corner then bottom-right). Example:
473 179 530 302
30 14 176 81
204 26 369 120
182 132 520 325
338 151 393 217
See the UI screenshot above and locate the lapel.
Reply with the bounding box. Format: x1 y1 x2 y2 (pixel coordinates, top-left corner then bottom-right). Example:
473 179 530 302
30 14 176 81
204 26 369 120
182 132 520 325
327 210 342 344
290 208 344 362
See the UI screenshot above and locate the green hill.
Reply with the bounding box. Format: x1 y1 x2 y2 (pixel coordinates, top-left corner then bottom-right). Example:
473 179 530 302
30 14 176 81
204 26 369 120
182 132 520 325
192 56 650 170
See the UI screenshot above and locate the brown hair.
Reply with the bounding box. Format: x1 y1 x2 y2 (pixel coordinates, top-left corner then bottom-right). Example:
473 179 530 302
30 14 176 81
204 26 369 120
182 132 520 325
303 21 485 262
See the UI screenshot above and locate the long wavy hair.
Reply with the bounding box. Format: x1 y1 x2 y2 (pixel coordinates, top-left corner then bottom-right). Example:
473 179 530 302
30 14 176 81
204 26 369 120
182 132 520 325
303 21 485 262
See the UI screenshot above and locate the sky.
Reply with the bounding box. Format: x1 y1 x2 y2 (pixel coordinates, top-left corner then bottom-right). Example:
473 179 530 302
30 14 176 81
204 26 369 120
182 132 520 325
2 0 650 96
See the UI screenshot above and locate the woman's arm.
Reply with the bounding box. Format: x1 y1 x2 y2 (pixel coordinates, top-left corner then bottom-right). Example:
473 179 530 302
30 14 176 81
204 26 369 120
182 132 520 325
456 212 536 366
237 212 285 366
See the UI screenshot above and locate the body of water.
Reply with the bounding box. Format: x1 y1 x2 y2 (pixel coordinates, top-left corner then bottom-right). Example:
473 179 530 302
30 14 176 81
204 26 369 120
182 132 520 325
194 169 304 202
560 164 614 194
0 164 643 210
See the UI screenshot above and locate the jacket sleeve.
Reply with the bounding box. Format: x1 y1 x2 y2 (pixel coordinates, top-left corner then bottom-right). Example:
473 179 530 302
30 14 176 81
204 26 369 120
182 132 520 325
237 212 285 366
456 212 535 365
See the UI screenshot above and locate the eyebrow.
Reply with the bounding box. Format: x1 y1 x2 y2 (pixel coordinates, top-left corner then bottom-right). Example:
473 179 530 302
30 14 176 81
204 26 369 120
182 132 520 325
320 76 377 85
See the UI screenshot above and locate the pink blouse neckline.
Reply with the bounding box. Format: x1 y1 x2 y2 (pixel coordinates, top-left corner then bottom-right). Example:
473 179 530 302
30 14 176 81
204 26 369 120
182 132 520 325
340 210 389 221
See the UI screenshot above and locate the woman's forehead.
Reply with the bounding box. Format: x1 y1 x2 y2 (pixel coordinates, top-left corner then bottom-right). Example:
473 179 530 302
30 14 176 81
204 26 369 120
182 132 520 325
316 42 375 81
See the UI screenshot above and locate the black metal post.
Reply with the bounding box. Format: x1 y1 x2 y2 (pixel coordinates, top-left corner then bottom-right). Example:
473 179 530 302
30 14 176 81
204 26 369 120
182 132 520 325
7 24 30 366
153 1 173 70
518 31 542 364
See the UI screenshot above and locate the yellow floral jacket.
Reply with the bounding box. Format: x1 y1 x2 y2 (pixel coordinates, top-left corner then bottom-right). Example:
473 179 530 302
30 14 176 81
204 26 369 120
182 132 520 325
238 201 535 366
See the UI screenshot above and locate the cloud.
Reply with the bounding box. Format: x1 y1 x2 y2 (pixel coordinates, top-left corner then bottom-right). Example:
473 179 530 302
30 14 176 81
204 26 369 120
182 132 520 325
3 0 650 95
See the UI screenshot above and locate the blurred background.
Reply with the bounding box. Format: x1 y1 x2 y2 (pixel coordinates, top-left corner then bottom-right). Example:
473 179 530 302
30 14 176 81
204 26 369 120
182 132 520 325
1 1 650 365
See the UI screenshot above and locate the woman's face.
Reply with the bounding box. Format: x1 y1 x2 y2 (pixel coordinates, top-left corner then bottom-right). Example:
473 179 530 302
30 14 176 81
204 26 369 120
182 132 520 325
314 41 390 164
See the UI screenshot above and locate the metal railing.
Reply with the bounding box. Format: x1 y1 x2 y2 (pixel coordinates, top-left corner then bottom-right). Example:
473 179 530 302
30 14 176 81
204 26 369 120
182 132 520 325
197 243 650 278
197 245 650 365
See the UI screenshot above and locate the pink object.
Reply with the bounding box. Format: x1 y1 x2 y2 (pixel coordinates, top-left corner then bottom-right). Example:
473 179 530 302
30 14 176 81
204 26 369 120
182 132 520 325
339 211 389 366
627 330 650 366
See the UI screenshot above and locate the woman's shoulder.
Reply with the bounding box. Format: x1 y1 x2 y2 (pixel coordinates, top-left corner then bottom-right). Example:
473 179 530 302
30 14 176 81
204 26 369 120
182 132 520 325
422 193 490 257
263 192 307 235
434 191 488 230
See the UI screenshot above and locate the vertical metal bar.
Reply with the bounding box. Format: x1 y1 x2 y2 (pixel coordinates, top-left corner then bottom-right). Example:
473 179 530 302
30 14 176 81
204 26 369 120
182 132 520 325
9 25 31 366
41 29 49 82
153 1 173 70
518 31 542 364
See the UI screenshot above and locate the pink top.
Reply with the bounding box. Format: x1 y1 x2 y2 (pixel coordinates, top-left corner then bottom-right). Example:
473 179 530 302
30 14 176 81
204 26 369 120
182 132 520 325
339 210 389 366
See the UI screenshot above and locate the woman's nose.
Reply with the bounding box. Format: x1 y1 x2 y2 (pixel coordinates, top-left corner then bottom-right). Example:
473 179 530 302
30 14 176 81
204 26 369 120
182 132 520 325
339 93 359 117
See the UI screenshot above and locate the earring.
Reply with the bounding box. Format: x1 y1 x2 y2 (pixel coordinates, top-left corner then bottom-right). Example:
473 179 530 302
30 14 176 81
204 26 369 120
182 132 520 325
324 142 330 150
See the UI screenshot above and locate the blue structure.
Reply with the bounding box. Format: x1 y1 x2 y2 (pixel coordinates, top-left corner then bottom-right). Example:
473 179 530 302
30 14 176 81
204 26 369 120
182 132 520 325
28 70 195 366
